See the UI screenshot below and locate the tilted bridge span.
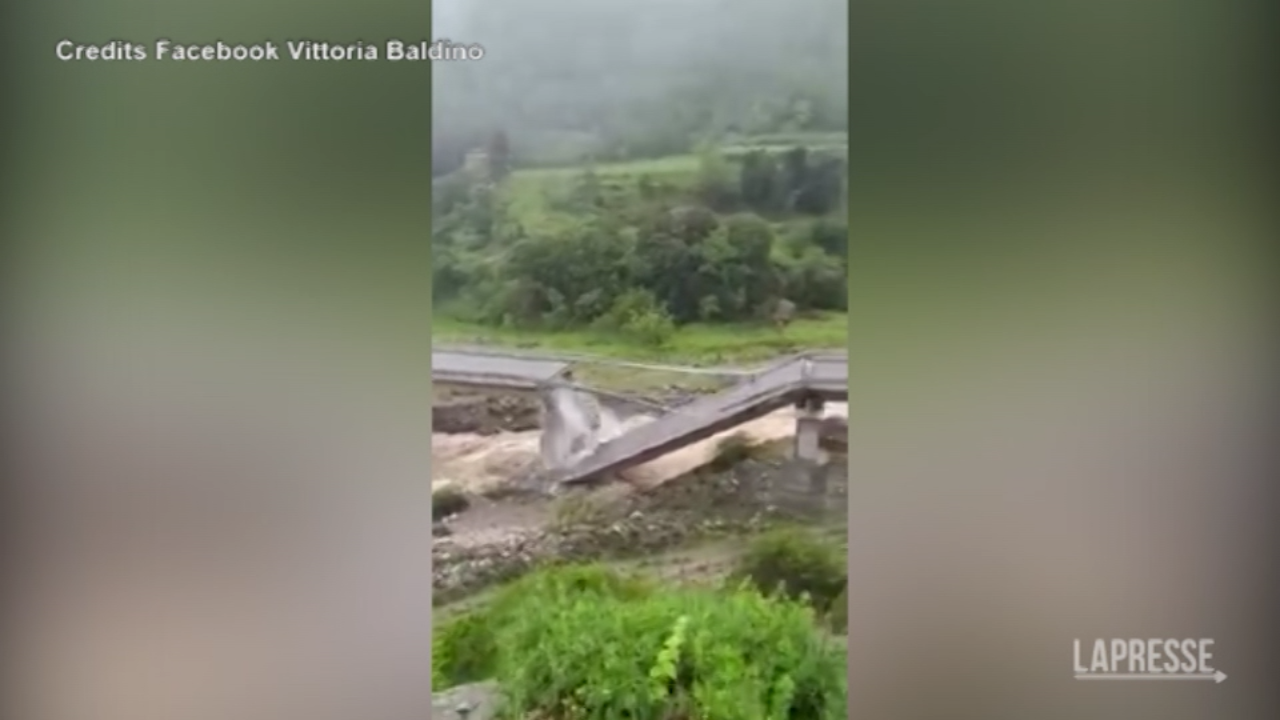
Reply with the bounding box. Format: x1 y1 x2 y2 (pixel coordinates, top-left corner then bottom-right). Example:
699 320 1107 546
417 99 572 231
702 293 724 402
432 347 848 485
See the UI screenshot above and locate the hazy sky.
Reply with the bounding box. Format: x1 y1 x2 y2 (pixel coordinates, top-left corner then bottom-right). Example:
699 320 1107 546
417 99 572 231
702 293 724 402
431 0 465 38
430 0 847 170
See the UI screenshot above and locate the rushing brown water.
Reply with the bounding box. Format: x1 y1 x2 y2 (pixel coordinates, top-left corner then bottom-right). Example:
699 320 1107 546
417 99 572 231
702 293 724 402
431 401 850 493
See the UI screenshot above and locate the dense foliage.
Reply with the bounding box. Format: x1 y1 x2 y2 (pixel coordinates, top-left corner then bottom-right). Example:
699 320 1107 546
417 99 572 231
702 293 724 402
432 145 847 340
432 563 847 720
828 585 848 633
433 564 652 689
728 527 849 618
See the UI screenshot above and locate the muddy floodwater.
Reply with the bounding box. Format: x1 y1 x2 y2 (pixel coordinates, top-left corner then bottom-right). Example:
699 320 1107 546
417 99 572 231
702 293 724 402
432 391 849 495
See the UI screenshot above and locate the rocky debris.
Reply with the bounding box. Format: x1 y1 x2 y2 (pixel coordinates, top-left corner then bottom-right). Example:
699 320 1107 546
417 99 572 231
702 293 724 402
432 511 752 604
431 681 501 720
432 459 848 604
634 458 847 519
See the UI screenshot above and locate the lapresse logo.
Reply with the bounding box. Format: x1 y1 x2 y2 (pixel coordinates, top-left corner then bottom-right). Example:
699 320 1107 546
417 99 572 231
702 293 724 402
1074 638 1226 683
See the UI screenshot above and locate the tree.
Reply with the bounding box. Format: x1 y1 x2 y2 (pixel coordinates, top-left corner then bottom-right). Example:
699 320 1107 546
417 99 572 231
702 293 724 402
739 150 782 214
780 146 810 211
693 142 737 210
793 155 844 215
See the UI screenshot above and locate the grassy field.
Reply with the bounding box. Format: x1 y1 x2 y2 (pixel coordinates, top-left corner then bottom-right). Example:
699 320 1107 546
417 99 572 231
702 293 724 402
511 131 849 176
497 133 848 234
432 312 848 365
499 154 702 234
513 154 704 182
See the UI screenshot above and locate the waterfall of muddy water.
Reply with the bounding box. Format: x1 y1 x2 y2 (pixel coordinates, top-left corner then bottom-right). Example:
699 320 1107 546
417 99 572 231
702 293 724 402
540 385 598 471
431 399 849 496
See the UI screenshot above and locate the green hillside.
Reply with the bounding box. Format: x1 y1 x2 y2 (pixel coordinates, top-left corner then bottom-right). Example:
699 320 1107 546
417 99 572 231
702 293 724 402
431 136 848 362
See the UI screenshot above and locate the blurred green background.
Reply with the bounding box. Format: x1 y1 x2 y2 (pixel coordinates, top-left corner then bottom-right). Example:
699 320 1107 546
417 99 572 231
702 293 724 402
847 0 1267 393
6 1 432 377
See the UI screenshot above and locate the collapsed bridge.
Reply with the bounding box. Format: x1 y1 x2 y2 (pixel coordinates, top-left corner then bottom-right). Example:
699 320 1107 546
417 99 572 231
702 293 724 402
431 347 848 485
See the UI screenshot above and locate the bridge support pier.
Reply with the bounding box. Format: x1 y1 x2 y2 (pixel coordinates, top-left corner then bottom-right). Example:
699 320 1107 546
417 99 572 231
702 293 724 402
794 397 826 463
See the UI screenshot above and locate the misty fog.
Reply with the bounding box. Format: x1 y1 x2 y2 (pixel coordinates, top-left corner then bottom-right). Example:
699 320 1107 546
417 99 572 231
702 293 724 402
430 0 848 175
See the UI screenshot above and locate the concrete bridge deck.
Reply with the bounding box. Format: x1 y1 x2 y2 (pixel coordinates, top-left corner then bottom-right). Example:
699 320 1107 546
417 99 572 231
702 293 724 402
432 348 570 390
557 352 847 484
431 346 753 390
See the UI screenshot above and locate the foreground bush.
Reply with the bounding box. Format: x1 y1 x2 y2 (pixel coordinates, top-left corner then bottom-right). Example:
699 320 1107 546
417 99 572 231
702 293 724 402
433 562 847 718
433 564 653 688
728 527 847 615
496 581 846 719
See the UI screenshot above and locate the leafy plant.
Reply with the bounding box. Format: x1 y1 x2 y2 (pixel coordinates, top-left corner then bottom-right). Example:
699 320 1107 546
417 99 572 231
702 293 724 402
432 609 498 687
622 306 676 347
827 584 847 633
494 577 846 719
433 564 653 689
728 527 847 615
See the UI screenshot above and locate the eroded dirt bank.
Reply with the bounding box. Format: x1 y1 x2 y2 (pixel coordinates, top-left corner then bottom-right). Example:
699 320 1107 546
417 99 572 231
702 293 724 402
431 387 542 434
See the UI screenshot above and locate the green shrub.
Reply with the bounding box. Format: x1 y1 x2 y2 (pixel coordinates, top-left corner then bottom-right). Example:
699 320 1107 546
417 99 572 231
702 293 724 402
622 306 676 347
432 485 470 520
728 527 847 615
433 609 498 687
550 490 612 529
432 654 447 690
433 564 652 689
600 289 675 347
496 582 846 719
435 562 846 717
501 562 654 605
827 585 847 633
